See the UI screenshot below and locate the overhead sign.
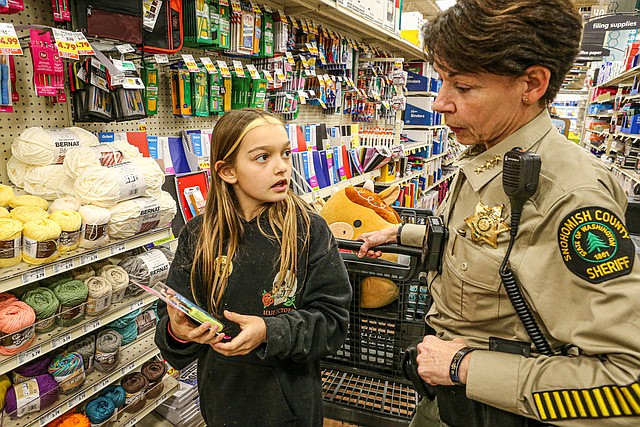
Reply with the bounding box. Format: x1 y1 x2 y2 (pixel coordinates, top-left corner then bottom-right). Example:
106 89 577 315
581 14 640 54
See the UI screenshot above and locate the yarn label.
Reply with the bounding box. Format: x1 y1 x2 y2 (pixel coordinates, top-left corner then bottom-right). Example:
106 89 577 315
94 348 118 367
136 310 157 335
0 237 20 259
82 223 107 243
139 250 170 285
94 145 124 166
1 325 35 352
23 237 58 260
109 162 147 202
125 390 144 406
35 315 56 332
45 128 82 164
14 378 40 417
134 198 162 233
59 230 81 248
54 369 86 394
86 294 111 315
60 303 85 323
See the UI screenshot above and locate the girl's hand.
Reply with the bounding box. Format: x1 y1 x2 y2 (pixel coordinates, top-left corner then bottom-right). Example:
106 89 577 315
167 305 224 345
212 310 267 356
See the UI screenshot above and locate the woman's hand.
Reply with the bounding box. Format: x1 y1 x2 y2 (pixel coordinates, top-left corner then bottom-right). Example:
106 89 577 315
357 225 399 259
212 310 267 356
416 335 470 386
167 305 224 345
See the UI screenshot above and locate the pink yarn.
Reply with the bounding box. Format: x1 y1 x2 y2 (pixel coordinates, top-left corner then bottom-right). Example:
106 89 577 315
0 301 36 356
0 293 17 309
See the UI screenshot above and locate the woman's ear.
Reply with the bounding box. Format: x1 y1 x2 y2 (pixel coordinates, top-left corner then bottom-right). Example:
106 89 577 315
522 65 551 105
214 160 237 185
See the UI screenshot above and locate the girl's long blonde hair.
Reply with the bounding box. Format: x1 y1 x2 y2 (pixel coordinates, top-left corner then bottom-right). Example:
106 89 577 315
191 108 310 314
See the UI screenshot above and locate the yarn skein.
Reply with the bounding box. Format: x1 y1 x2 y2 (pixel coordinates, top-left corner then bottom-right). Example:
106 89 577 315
4 373 59 418
63 141 142 180
68 335 96 375
49 196 81 213
118 247 174 296
0 206 9 218
49 210 82 252
0 184 14 207
48 352 85 395
107 192 177 239
108 321 137 346
8 194 49 210
11 126 98 166
0 374 10 410
24 164 74 201
10 206 49 224
0 293 18 309
53 280 88 327
13 354 52 383
99 385 126 408
22 287 60 333
94 330 122 373
0 301 36 356
72 265 95 281
0 218 22 267
78 206 110 249
141 360 167 399
47 412 91 427
22 218 61 265
98 265 129 303
6 157 35 188
120 372 148 414
84 396 115 425
106 310 140 329
84 277 112 317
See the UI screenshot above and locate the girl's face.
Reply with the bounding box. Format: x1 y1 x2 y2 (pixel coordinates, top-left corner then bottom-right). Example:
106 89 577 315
219 124 292 220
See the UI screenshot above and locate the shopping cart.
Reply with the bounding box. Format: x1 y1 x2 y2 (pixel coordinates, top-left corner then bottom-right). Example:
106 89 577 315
321 208 434 427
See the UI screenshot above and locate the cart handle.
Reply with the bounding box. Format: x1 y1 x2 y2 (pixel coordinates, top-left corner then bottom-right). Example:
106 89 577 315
336 239 424 257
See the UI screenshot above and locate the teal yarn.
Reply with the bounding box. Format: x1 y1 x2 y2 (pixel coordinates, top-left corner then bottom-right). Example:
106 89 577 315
22 287 59 332
109 321 138 345
106 309 140 329
48 352 85 395
85 396 115 424
99 385 126 407
53 280 88 327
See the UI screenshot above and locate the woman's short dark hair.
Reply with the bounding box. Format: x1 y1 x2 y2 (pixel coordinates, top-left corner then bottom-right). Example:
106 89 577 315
422 0 583 105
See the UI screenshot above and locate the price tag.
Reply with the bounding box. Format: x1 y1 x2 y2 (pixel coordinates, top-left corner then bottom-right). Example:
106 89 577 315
245 64 260 79
394 59 404 70
157 393 168 405
93 378 110 393
128 417 138 427
22 267 46 285
51 332 73 350
0 23 22 55
249 0 261 13
297 90 307 104
52 29 79 60
275 69 286 82
263 4 272 12
39 407 62 426
318 98 327 109
116 44 136 54
74 32 95 56
53 258 75 275
154 54 169 64
231 0 241 13
82 318 101 334
219 0 228 5
299 56 309 69
138 120 147 132
288 16 299 29
300 18 309 33
200 57 218 74
109 242 127 256
130 299 145 311
318 50 327 64
80 251 99 265
262 70 273 84
285 51 295 65
278 10 288 24
232 60 245 77
18 345 42 365
181 54 199 72
216 60 231 78
121 362 136 376
67 391 86 409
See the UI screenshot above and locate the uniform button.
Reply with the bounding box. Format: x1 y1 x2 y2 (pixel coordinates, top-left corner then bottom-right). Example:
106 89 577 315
461 262 468 271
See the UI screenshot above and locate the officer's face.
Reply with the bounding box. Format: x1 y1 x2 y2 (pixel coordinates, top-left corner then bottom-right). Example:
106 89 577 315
432 64 534 150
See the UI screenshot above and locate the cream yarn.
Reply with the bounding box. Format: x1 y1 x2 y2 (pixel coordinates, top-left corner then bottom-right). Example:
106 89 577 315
10 206 49 224
6 157 34 188
0 218 22 267
72 265 95 281
22 218 61 265
49 210 83 253
84 276 112 316
78 205 110 249
11 127 98 166
0 185 14 207
108 192 177 239
49 197 81 213
23 165 74 201
98 265 129 303
63 141 143 180
0 207 9 219
8 195 48 210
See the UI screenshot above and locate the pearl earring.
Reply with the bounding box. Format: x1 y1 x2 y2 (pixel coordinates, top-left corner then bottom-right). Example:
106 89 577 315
523 97 530 104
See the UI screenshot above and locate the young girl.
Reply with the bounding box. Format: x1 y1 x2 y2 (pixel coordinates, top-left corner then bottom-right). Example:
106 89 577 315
155 108 352 426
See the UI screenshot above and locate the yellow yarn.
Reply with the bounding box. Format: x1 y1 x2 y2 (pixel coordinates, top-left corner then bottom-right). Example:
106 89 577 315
0 207 9 219
49 210 83 252
0 218 22 268
0 374 10 410
22 218 61 265
0 185 14 207
8 195 48 210
10 206 49 224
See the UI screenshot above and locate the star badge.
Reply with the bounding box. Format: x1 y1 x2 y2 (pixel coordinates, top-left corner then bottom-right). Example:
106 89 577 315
464 202 510 248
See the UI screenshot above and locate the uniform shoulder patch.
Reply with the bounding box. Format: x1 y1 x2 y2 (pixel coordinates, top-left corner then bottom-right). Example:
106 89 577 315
557 207 635 284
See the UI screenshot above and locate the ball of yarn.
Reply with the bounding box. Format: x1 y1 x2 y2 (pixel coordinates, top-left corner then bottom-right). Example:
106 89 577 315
0 374 10 410
98 265 129 303
84 396 115 425
94 330 122 373
106 309 140 329
108 192 177 239
48 352 85 395
108 320 138 346
84 277 112 317
141 359 167 399
47 412 90 427
0 293 17 309
68 335 95 375
8 194 49 210
0 207 9 219
5 373 59 418
10 206 49 224
49 196 81 213
119 247 174 295
0 218 22 267
41 271 73 289
13 354 52 383
63 141 142 180
71 265 95 281
22 218 61 265
74 158 164 208
78 205 110 249
49 210 82 253
0 301 36 356
99 385 126 408
24 165 75 201
22 287 60 333
53 280 88 327
11 127 98 166
0 184 14 207
7 157 35 188
120 372 148 414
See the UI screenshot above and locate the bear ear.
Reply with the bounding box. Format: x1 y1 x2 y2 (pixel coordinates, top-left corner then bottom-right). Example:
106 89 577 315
379 185 400 205
363 179 374 193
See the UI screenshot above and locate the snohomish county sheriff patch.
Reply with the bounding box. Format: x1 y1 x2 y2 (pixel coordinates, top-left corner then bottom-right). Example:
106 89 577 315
557 207 635 284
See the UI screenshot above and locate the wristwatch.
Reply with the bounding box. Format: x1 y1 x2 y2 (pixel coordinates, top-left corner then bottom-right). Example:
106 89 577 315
449 346 476 385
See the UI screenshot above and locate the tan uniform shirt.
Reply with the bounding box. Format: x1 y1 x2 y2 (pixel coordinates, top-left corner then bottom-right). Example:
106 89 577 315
400 110 640 425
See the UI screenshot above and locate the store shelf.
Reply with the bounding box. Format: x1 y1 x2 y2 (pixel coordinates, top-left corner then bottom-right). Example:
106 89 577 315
4 331 160 427
402 124 447 130
136 411 205 427
596 64 640 88
375 169 422 187
0 227 172 294
614 132 640 141
406 91 438 97
113 376 179 427
586 129 608 136
300 170 381 202
0 293 157 376
611 164 640 185
425 172 455 192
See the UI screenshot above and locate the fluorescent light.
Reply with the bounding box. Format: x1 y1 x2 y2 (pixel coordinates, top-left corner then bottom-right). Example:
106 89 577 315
436 0 456 10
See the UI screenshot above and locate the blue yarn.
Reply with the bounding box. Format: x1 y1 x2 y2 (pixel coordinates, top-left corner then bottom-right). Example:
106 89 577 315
109 321 138 345
85 396 115 424
107 309 141 329
99 385 126 407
